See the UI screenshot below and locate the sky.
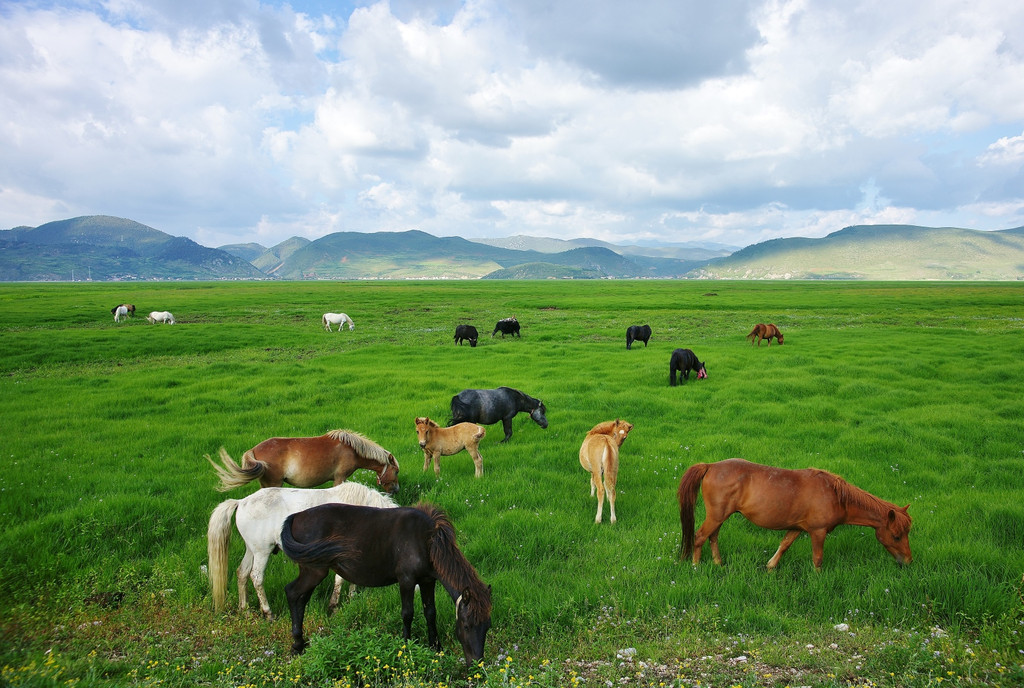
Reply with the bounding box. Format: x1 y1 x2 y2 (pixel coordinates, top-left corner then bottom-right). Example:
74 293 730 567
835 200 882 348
1 0 1023 250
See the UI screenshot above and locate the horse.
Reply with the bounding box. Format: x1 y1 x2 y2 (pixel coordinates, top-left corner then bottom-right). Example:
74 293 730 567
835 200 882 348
146 310 175 324
206 429 400 494
454 324 479 347
449 386 547 442
491 317 520 338
669 348 706 386
207 481 397 619
280 502 492 664
747 323 784 346
111 305 129 322
415 417 486 478
578 419 633 524
626 325 651 350
323 312 355 331
678 458 912 569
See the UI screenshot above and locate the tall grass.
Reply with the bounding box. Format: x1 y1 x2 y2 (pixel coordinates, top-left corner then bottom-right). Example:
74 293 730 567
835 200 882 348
1 280 1022 686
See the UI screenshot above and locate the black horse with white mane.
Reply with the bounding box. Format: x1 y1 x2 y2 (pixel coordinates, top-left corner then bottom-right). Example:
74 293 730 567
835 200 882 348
449 386 547 442
491 317 520 338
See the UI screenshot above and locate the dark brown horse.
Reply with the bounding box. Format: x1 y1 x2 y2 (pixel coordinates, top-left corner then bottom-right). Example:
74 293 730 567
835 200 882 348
678 458 911 569
280 502 492 663
207 430 400 494
747 323 784 346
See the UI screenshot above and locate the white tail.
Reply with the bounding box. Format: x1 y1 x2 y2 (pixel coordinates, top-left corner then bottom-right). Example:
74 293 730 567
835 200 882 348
207 499 240 612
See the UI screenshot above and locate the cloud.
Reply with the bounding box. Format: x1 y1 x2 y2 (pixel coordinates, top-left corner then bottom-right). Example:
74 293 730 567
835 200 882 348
1 0 1023 249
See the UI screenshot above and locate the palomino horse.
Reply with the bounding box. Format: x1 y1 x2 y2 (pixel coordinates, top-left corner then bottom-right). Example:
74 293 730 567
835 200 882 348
147 311 175 324
281 502 492 664
578 419 633 524
678 458 912 569
415 416 486 478
322 312 354 331
747 323 784 346
206 430 400 494
207 481 397 619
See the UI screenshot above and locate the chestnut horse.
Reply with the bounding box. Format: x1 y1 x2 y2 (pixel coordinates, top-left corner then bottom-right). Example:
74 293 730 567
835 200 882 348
207 430 400 494
678 458 911 569
415 417 486 478
747 323 783 346
579 419 633 524
281 502 492 664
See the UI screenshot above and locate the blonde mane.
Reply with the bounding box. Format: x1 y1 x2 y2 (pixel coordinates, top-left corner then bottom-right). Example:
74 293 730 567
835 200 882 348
415 417 441 429
325 429 396 467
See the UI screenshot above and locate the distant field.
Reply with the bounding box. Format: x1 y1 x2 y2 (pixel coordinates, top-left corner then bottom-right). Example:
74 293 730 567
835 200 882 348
1 280 1022 688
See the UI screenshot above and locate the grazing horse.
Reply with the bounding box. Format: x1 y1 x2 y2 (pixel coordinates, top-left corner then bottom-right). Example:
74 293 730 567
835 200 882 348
323 312 355 331
147 310 175 324
678 458 912 569
449 386 547 442
669 348 706 386
747 323 784 346
281 502 493 664
111 305 129 322
206 429 400 494
207 481 397 619
454 324 479 347
491 317 520 338
578 419 633 524
626 325 652 350
415 417 486 478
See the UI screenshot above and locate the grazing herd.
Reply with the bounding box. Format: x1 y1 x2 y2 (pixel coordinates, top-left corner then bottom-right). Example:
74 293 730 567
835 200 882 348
119 299 905 663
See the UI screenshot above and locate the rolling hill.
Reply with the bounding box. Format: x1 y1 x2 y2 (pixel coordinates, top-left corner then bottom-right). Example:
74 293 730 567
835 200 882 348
0 216 266 281
692 224 1024 280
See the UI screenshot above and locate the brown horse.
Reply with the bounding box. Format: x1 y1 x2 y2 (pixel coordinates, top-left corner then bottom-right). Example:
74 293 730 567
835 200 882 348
415 417 486 478
678 458 911 569
579 419 633 524
747 323 784 346
207 430 400 494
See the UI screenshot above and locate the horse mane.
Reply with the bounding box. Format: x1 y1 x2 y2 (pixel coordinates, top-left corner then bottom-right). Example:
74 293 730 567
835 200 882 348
820 470 910 533
325 429 395 467
586 420 620 437
329 481 398 508
415 417 441 429
502 387 541 409
417 503 491 624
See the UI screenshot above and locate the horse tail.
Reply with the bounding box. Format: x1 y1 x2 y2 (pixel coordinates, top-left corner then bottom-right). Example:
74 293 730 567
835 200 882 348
279 512 359 569
678 463 711 559
206 448 266 491
746 325 758 340
474 425 485 441
449 394 469 426
207 499 239 612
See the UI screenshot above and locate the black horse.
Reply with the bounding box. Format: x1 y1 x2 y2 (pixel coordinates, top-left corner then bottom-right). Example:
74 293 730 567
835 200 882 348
626 324 652 350
669 348 707 386
491 317 520 338
449 386 547 442
454 324 479 347
280 502 492 664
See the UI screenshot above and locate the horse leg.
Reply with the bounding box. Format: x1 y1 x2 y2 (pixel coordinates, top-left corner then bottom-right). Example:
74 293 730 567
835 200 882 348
250 551 275 620
809 529 827 569
766 530 802 569
500 418 513 443
692 519 724 566
468 445 484 477
399 583 416 641
593 467 605 523
419 579 440 650
422 449 431 473
285 566 329 654
605 452 618 525
236 548 254 612
328 574 350 613
432 450 442 477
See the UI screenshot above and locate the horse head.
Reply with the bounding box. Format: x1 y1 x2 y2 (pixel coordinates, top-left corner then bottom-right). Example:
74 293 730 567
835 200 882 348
697 363 707 379
377 455 401 494
876 505 912 565
530 401 548 429
414 417 437 448
613 419 634 445
454 586 492 665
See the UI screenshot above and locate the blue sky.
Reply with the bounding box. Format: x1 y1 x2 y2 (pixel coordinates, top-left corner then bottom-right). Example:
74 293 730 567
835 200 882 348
1 0 1022 248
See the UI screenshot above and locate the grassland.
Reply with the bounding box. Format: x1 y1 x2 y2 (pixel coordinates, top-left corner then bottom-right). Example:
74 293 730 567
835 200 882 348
0 280 1022 688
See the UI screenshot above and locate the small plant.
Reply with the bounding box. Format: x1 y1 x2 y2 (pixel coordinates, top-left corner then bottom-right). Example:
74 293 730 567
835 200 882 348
301 627 456 687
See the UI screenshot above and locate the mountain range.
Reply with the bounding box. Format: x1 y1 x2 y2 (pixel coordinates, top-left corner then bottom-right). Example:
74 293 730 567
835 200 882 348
3 215 1023 281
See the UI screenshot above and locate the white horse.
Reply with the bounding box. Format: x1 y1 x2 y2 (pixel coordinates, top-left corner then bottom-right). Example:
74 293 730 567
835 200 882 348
112 305 129 322
323 312 354 331
207 481 396 619
147 311 175 324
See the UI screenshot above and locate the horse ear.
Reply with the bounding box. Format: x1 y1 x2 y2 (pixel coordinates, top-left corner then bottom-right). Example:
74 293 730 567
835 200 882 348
902 504 910 513
461 587 472 603
887 509 897 524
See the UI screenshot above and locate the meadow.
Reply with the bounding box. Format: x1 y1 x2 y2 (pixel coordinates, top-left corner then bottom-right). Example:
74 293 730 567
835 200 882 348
0 280 1022 688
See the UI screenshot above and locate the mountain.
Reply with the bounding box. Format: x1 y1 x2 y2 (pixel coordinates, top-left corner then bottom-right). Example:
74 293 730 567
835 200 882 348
0 216 266 281
691 225 1024 280
267 230 697 279
250 237 311 275
473 234 735 260
218 242 267 263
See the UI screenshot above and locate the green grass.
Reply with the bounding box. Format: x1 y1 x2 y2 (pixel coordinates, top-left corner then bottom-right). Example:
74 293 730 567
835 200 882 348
1 280 1023 687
